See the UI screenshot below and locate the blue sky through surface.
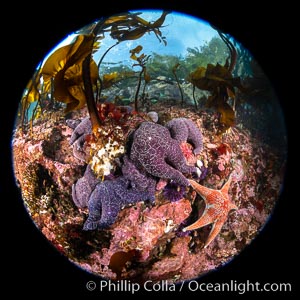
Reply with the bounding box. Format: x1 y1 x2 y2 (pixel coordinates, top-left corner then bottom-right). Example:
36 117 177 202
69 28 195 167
96 11 217 65
42 11 217 68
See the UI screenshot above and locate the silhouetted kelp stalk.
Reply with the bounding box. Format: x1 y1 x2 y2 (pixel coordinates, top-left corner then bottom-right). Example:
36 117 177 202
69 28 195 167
218 30 238 111
96 42 119 102
218 30 237 74
172 63 183 106
192 85 198 110
130 45 151 111
172 63 184 106
18 11 170 134
81 19 108 132
88 11 169 122
20 66 43 133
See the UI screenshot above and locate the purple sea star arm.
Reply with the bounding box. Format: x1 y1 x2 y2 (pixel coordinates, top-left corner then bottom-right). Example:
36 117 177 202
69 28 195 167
165 118 189 142
83 177 155 230
144 160 190 186
69 116 92 145
72 165 100 208
185 118 203 154
122 155 156 194
165 118 203 155
66 119 81 129
83 183 107 230
67 117 92 161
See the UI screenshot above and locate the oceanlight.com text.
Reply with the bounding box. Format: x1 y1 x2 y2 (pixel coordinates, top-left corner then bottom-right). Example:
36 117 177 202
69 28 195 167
86 279 292 294
185 280 292 294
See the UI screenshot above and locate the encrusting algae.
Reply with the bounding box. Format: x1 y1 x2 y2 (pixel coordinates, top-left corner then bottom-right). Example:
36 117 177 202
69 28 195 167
12 103 285 282
11 10 286 284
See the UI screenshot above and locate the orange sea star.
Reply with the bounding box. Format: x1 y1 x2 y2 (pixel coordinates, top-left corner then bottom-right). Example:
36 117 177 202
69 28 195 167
183 176 238 248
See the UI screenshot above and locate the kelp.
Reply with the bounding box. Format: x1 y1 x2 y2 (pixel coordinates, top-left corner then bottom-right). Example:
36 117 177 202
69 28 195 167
20 69 41 129
19 11 169 133
130 45 151 111
172 63 184 105
41 40 99 113
188 31 243 133
107 11 169 45
20 66 51 132
96 42 119 102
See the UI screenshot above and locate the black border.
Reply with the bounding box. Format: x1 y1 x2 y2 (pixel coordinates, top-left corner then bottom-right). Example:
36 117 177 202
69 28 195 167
3 1 294 296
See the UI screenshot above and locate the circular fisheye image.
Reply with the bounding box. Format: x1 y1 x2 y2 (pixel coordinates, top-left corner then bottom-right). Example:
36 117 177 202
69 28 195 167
12 10 287 284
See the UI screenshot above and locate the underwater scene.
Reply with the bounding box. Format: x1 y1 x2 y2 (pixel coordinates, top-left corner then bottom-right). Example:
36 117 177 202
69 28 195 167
12 10 287 283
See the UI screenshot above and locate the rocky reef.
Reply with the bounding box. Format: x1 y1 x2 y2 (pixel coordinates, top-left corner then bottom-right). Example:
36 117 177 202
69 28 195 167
12 103 285 283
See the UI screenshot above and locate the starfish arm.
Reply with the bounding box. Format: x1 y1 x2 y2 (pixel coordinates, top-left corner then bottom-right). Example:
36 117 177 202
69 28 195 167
69 116 91 145
165 141 197 175
204 217 225 248
228 201 238 211
183 208 213 231
72 178 92 208
189 179 212 198
165 118 189 142
220 175 232 195
184 174 236 247
83 184 105 230
145 161 190 186
185 118 203 155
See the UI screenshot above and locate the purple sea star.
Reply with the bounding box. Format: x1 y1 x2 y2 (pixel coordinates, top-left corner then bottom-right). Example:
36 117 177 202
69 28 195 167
72 164 100 208
68 116 91 146
165 118 203 155
67 116 92 161
71 163 156 230
70 116 203 230
130 121 200 186
121 155 157 195
83 176 155 230
163 182 186 202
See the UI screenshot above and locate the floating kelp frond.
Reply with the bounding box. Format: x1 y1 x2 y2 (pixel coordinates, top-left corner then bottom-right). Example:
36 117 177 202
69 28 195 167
106 11 170 45
188 63 243 132
187 30 244 133
41 35 99 112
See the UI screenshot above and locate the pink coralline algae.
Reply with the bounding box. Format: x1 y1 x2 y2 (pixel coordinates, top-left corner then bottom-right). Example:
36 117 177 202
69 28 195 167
12 105 286 283
96 199 192 265
180 142 197 165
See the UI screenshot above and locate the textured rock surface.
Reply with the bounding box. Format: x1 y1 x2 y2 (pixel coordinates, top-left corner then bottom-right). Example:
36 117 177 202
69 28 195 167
12 104 286 283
